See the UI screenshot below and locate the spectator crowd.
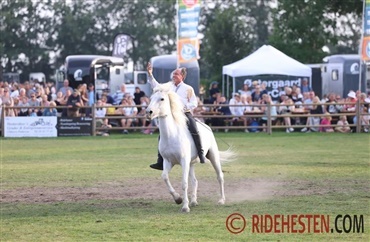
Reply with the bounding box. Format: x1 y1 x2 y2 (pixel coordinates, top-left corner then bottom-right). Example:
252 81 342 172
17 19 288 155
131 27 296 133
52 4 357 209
1 77 369 134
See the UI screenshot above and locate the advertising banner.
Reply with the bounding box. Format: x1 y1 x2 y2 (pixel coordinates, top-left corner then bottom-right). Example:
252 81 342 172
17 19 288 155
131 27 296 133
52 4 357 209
177 0 201 64
4 117 57 138
57 117 93 137
361 0 370 61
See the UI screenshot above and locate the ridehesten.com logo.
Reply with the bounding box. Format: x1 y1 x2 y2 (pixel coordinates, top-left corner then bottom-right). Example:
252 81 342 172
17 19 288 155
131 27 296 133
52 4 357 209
226 213 364 234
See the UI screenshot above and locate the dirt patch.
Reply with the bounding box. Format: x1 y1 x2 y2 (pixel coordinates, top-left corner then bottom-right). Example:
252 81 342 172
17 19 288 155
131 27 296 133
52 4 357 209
1 178 366 204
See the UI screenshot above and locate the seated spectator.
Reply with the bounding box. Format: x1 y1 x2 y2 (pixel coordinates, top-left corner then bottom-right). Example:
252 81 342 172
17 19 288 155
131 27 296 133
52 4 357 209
326 93 342 124
113 84 129 105
353 94 370 133
193 96 206 123
229 92 248 132
320 113 334 132
335 115 351 133
279 97 295 133
301 96 324 132
17 96 29 116
43 101 58 116
28 93 41 117
95 99 111 130
39 94 50 116
115 96 138 134
212 96 231 129
137 96 152 133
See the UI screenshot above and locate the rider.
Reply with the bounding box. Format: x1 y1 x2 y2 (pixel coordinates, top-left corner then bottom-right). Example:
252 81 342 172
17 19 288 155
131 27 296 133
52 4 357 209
147 62 206 170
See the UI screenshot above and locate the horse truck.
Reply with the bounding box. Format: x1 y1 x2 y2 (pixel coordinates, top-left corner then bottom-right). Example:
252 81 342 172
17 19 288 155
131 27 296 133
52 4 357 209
55 55 150 100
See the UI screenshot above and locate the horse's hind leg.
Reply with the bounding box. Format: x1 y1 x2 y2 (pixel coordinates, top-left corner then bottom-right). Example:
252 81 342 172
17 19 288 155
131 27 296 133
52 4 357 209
189 165 198 207
208 150 225 205
161 161 182 205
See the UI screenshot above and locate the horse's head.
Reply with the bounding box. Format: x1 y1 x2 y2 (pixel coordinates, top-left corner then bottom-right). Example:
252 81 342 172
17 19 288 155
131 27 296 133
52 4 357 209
146 83 187 127
146 84 172 120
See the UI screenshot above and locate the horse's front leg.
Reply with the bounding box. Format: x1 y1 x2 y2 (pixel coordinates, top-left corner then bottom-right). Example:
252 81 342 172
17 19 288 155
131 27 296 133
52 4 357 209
180 158 191 213
189 164 198 207
161 159 182 205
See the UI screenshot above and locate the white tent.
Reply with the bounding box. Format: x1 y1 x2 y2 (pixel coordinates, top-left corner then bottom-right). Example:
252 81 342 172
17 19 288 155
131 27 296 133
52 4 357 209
222 45 312 97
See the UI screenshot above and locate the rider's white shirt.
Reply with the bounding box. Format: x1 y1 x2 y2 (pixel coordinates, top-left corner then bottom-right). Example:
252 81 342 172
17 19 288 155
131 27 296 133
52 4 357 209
148 76 197 112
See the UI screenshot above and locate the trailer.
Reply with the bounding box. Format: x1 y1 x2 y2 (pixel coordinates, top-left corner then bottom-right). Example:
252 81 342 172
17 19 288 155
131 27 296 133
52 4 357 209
56 55 150 100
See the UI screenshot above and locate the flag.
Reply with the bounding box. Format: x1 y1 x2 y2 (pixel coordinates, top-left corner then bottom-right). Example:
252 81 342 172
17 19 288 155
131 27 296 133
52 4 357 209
112 34 132 58
177 0 201 64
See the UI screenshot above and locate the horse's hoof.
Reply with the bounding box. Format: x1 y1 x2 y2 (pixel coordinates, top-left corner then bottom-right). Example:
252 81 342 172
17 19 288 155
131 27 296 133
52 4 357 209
190 201 198 207
175 197 183 205
218 199 225 205
181 207 190 213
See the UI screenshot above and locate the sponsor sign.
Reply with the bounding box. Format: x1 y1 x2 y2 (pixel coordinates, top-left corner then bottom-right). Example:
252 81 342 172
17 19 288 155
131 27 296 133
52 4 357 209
57 117 92 137
4 117 57 138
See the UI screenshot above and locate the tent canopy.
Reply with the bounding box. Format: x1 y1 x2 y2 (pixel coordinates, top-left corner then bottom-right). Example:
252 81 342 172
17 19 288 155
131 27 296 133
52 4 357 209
222 45 312 78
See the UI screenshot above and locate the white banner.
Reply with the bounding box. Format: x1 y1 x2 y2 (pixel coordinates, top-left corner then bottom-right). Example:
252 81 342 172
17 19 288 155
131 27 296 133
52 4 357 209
4 117 57 138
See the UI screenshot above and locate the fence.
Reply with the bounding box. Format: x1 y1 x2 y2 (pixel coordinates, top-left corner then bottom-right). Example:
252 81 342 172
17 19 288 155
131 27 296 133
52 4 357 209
0 100 368 137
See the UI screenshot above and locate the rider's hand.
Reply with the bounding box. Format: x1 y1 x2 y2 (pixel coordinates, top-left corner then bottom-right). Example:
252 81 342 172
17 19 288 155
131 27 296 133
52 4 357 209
147 62 153 77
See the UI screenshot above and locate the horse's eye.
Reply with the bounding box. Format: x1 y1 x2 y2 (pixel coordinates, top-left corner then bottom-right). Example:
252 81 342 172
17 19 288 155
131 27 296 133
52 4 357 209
160 98 164 101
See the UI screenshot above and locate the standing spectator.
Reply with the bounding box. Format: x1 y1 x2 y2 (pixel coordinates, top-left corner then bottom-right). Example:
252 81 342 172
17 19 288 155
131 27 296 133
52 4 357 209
208 81 220 104
251 85 263 103
134 86 146 105
24 81 35 98
10 83 20 99
259 94 277 132
86 83 95 117
301 78 312 94
58 79 74 96
239 82 251 97
66 89 81 117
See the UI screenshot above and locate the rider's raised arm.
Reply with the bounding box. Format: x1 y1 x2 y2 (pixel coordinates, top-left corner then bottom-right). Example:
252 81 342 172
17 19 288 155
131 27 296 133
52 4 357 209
147 62 159 89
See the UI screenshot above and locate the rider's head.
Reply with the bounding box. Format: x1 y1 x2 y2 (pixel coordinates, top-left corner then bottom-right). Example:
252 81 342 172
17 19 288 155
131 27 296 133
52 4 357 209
171 68 187 86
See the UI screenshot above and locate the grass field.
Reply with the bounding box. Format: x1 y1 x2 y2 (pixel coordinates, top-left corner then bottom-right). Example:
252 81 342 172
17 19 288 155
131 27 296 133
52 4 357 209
1 132 369 241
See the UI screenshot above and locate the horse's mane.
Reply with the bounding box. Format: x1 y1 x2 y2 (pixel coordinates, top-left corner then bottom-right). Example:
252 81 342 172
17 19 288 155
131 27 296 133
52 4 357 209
154 83 187 128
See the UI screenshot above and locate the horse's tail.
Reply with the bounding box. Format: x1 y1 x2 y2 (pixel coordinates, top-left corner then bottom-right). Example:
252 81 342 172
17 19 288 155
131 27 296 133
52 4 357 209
219 146 237 164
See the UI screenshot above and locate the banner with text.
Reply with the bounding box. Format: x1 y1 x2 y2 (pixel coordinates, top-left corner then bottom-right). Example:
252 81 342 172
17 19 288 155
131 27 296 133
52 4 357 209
177 0 201 64
4 117 57 138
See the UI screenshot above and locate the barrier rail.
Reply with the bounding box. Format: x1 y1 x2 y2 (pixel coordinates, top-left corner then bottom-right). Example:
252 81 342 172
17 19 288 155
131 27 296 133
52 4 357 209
0 100 368 137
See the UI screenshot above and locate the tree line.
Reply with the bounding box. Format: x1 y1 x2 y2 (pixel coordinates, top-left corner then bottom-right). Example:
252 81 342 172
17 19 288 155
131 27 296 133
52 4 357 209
0 0 362 84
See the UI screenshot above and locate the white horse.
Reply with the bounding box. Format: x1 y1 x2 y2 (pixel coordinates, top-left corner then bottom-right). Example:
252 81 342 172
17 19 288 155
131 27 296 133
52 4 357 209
146 83 236 212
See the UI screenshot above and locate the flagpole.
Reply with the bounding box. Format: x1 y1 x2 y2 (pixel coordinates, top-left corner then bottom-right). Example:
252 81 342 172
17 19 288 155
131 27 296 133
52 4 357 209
176 0 179 68
359 0 366 92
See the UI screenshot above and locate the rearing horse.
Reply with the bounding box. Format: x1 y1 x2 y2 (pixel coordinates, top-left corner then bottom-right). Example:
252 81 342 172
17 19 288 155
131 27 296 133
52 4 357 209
146 83 236 212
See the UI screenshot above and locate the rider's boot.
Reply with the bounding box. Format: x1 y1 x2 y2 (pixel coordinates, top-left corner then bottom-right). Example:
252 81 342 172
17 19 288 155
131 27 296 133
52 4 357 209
150 152 164 170
191 132 206 164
